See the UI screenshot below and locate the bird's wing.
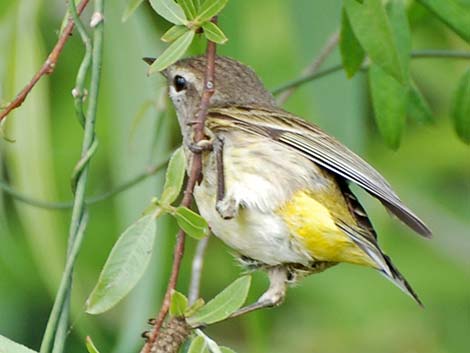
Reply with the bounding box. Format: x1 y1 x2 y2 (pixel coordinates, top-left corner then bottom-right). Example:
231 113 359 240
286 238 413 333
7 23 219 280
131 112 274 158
207 105 431 238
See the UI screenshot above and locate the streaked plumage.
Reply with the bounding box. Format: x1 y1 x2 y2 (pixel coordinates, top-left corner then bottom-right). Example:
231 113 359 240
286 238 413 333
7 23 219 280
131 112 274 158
159 55 431 306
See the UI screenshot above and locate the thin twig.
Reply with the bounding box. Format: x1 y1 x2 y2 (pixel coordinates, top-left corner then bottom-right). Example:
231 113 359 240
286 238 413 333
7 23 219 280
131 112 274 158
188 236 210 304
39 1 104 352
142 18 218 353
0 157 170 210
273 50 470 95
276 31 339 105
0 0 90 123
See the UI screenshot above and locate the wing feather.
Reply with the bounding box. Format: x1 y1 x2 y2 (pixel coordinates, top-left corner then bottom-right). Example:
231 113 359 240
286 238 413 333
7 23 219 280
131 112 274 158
208 105 432 237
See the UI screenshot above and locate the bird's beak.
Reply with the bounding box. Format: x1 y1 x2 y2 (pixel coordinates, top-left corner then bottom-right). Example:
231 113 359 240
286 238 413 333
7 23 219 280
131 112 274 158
142 57 169 78
142 57 156 65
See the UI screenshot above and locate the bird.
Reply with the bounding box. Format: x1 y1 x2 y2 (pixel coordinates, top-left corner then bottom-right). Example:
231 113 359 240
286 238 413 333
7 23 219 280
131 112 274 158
145 55 431 312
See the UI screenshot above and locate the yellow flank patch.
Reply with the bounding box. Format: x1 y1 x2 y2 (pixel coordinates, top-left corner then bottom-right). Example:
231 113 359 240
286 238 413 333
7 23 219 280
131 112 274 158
278 189 376 267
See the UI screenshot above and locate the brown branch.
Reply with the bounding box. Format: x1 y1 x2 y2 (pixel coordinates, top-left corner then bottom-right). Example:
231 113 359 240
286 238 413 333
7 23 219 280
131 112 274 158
0 0 90 122
276 30 339 106
141 19 218 353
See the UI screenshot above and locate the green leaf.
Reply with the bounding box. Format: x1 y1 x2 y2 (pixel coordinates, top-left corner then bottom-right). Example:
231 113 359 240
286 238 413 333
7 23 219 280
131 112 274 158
340 8 365 78
343 0 406 83
149 0 188 25
187 276 251 326
220 348 236 353
195 0 228 22
161 25 188 43
202 21 228 44
161 147 186 204
451 69 470 144
0 335 38 353
149 30 195 74
85 337 101 353
386 0 411 81
86 214 157 314
174 206 209 240
170 290 189 317
408 82 434 124
188 336 209 353
369 65 408 149
417 0 470 43
184 298 205 317
195 330 222 353
122 0 145 22
179 0 198 19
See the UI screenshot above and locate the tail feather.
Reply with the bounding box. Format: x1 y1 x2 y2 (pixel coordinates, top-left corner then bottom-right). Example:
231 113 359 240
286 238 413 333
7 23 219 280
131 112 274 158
381 254 423 307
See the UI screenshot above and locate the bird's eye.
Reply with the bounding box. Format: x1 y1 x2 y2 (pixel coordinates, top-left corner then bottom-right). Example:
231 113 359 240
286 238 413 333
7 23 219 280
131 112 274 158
173 75 187 92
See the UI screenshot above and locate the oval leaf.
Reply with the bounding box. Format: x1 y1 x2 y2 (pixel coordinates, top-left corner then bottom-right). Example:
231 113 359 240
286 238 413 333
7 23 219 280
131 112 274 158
170 290 189 317
161 25 188 43
184 298 205 317
344 0 406 84
0 335 37 353
149 0 187 25
417 0 470 43
85 337 101 353
149 30 195 74
369 64 408 149
386 0 411 80
174 206 209 240
187 276 251 326
195 0 228 23
408 82 434 124
202 22 228 44
195 330 222 353
161 147 186 204
188 336 209 353
86 215 157 314
122 0 145 22
340 8 365 78
452 69 470 144
179 0 198 19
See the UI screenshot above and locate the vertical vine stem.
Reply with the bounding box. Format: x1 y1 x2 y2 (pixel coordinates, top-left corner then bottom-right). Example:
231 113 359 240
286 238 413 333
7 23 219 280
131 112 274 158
39 1 104 353
141 18 218 353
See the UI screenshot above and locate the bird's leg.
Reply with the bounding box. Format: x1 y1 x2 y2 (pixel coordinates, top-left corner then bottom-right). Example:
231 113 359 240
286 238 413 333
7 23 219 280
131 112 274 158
231 266 288 318
214 137 238 220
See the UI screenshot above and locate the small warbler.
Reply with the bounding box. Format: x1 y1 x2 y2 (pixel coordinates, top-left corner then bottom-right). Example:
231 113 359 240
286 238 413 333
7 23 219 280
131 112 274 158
147 55 431 310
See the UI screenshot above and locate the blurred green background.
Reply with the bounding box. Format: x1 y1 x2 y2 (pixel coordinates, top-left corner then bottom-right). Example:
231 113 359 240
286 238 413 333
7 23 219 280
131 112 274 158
0 1 469 353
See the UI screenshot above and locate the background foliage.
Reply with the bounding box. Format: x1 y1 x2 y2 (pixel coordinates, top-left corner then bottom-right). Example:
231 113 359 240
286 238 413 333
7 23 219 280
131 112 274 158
0 0 469 353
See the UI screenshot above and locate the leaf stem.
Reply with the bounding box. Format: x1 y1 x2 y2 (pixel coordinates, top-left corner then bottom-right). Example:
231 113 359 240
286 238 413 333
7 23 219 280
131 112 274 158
39 1 104 352
142 16 218 353
272 50 470 95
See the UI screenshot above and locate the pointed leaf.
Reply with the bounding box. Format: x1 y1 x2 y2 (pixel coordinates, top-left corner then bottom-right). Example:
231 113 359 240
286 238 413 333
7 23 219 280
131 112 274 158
386 0 411 82
0 335 37 353
202 22 228 44
161 147 186 204
86 215 157 314
188 336 209 353
85 337 101 353
220 348 236 353
344 0 406 84
122 0 145 22
451 69 470 144
417 0 470 43
340 8 365 78
187 276 251 326
174 207 209 239
149 0 188 25
179 0 198 19
195 0 228 23
195 330 222 353
161 25 188 43
170 290 189 317
408 82 434 124
369 65 408 149
149 30 195 74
